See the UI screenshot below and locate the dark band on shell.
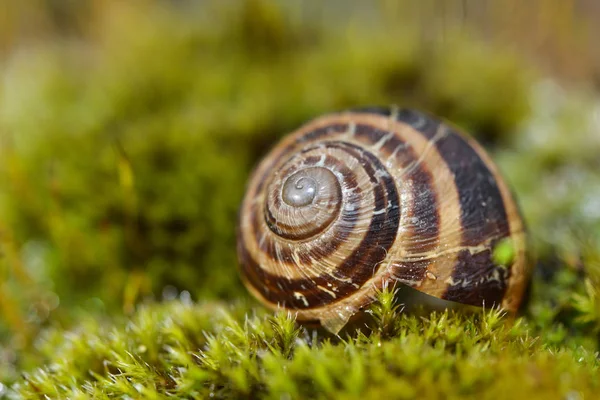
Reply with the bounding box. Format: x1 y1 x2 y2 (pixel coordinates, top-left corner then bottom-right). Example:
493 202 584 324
237 107 530 333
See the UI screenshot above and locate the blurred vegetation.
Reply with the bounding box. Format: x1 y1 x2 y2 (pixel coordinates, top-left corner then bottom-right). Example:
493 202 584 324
0 0 600 398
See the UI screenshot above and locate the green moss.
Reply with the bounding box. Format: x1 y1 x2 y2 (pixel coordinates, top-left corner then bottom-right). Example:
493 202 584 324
9 291 600 399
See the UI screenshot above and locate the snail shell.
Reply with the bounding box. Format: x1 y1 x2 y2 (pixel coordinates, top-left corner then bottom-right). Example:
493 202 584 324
237 107 530 333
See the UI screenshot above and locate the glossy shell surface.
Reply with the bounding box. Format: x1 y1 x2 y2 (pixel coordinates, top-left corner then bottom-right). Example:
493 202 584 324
237 107 530 333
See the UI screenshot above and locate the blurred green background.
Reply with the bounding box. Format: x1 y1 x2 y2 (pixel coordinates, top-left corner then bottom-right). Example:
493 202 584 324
1 0 600 390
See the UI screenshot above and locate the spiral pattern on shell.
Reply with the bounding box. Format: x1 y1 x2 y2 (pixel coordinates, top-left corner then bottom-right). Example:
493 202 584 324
237 107 530 333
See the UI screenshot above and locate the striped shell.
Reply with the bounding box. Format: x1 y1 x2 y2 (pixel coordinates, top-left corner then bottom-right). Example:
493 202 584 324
237 107 530 333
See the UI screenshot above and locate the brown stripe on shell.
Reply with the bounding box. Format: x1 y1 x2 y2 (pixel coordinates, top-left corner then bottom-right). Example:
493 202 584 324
238 231 399 334
440 247 510 307
349 106 394 118
352 123 441 256
396 112 511 246
237 141 401 309
244 121 439 283
296 123 349 144
246 123 353 243
390 109 515 307
366 112 462 298
391 259 430 287
263 162 344 241
456 129 530 312
263 199 340 241
257 156 361 263
421 126 512 306
380 134 417 170
402 164 440 255
316 111 462 300
354 124 441 254
251 123 350 199
354 122 390 144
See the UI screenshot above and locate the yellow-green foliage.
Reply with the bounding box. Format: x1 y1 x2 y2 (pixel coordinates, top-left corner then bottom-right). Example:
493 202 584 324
1 0 600 398
11 296 600 399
